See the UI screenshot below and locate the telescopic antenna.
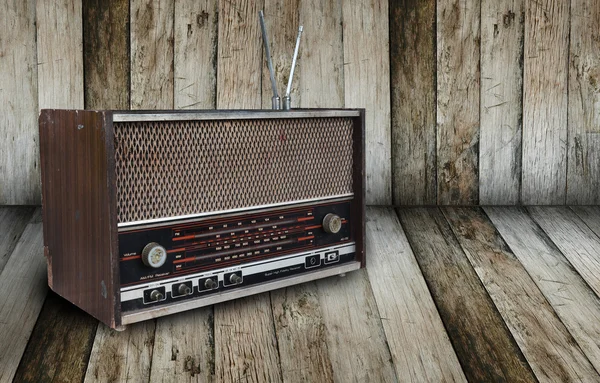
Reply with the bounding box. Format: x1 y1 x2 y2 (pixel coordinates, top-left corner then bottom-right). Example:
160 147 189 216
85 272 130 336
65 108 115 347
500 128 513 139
259 11 280 110
283 25 303 110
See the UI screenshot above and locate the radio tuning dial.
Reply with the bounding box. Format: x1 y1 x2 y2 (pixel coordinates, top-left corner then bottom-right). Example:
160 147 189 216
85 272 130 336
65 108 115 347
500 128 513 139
322 213 342 234
142 242 167 268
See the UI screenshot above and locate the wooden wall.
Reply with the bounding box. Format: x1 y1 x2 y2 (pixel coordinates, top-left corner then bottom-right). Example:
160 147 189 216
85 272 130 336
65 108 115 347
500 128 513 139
0 0 598 206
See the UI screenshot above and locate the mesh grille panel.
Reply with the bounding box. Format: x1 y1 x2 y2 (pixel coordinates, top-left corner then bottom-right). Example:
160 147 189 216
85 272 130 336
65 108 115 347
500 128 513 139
114 118 354 223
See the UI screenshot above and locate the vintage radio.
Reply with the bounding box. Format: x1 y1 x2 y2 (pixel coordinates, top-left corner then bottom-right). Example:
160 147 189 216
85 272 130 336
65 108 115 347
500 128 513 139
39 109 365 329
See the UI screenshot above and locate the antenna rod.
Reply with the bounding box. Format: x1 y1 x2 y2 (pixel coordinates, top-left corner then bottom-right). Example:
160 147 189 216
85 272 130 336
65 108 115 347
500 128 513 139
283 25 303 110
259 10 280 109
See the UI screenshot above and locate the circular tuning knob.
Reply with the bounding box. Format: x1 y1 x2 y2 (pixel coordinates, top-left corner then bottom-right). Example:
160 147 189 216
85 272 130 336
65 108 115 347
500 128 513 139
204 278 217 290
322 213 342 234
150 289 164 301
142 242 167 269
229 273 242 285
178 283 192 295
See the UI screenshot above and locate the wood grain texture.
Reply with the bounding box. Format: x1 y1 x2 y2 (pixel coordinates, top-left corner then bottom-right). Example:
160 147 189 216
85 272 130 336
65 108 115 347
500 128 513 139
214 293 281 383
84 321 155 383
316 269 397 382
216 0 263 109
12 292 98 383
366 207 466 382
83 0 130 109
0 206 35 274
0 216 47 383
131 0 175 109
0 0 39 205
567 0 600 204
343 0 391 205
149 307 215 382
436 0 480 205
390 0 437 205
571 206 600 237
521 0 569 204
444 207 600 380
528 206 600 298
270 284 335 383
486 206 600 375
399 207 535 382
174 0 217 110
479 0 524 204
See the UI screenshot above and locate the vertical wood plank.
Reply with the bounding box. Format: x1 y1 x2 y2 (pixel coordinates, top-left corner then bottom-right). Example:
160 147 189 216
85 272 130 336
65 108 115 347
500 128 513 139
390 0 437 205
0 207 35 274
83 0 130 109
0 0 39 205
571 206 600 237
567 0 600 204
436 0 480 205
343 0 391 205
479 0 524 204
366 207 466 382
131 0 175 109
521 0 569 204
399 208 537 382
174 0 217 110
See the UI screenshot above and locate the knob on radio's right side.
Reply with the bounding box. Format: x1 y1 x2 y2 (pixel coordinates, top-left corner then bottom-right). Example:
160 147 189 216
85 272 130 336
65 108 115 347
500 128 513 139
322 213 342 234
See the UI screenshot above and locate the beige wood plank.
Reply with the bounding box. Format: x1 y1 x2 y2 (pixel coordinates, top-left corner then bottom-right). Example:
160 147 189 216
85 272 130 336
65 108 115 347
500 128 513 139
0 207 35 274
84 321 155 383
149 307 215 382
399 208 538 382
174 0 217 110
528 206 600 298
436 0 480 204
214 293 281 383
390 0 437 205
567 0 600 204
0 0 39 205
315 269 397 382
486 206 600 376
479 0 524 204
131 0 175 110
521 0 569 204
343 0 391 205
571 206 600 237
366 207 466 382
0 213 47 383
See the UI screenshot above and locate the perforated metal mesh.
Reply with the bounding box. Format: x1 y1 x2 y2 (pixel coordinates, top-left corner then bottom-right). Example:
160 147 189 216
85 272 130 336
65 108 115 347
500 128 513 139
114 118 354 223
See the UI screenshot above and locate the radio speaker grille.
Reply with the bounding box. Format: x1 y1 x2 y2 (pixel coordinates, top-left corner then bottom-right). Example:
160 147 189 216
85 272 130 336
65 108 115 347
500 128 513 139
114 118 354 223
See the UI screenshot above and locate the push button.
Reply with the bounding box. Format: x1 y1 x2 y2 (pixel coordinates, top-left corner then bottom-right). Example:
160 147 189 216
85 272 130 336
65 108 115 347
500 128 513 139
324 251 340 264
305 254 321 269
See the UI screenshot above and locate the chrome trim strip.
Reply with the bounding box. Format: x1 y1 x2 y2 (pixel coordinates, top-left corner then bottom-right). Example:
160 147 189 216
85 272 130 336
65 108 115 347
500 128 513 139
121 261 361 325
117 194 354 229
112 110 360 122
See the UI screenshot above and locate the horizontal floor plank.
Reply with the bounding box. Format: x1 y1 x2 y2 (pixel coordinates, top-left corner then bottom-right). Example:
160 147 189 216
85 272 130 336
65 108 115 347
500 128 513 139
0 206 35 274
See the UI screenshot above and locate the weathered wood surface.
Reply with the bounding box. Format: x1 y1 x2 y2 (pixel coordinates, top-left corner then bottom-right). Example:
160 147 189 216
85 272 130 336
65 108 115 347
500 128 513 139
150 308 215 382
436 0 480 205
390 0 437 205
84 321 155 382
12 292 98 383
130 0 174 110
528 206 600 298
446 207 600 380
486 206 600 375
521 0 570 204
366 207 465 382
174 0 217 110
571 206 600 237
399 208 536 382
567 0 600 204
0 206 35 274
479 0 524 204
0 212 47 383
83 0 130 109
343 0 391 205
0 0 39 205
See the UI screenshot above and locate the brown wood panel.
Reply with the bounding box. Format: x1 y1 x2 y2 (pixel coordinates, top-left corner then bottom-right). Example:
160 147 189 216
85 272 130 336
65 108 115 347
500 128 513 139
479 0 524 204
567 0 600 204
436 0 480 204
0 207 35 274
83 0 130 109
521 0 569 204
0 0 39 205
390 0 437 205
12 292 98 383
398 207 535 382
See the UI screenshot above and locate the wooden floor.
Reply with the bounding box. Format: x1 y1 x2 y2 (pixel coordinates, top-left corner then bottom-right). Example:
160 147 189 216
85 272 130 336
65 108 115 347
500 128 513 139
1 206 600 383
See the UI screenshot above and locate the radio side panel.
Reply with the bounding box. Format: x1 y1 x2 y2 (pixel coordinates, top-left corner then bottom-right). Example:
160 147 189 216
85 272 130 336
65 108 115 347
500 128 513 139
353 110 366 267
39 109 120 328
